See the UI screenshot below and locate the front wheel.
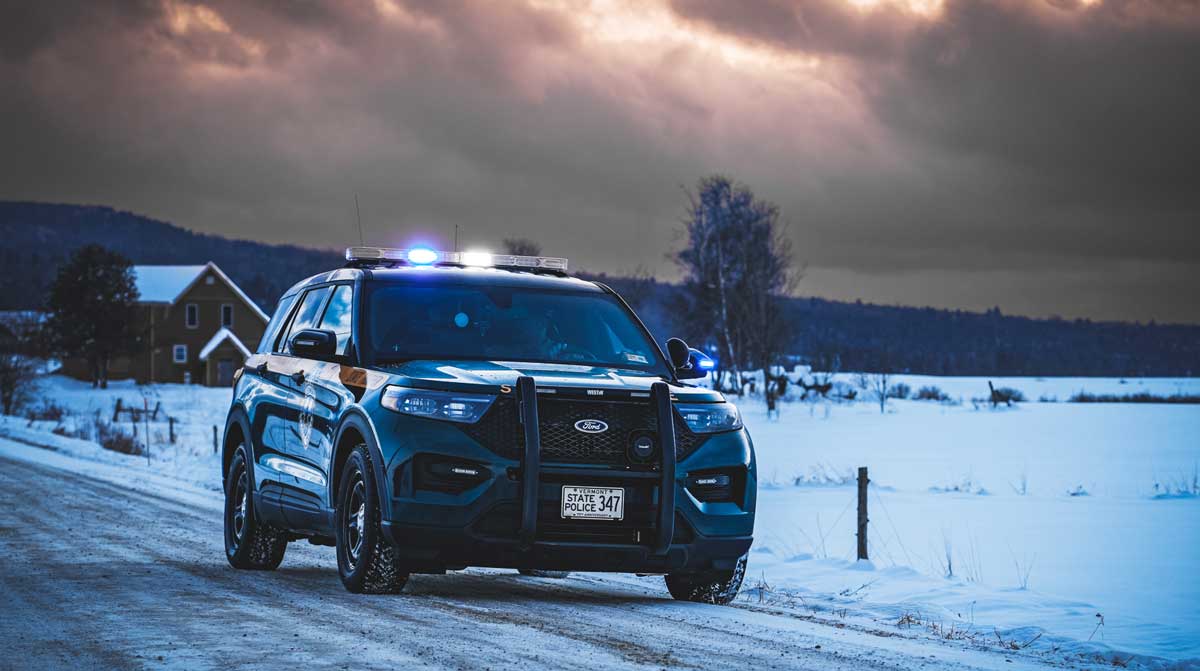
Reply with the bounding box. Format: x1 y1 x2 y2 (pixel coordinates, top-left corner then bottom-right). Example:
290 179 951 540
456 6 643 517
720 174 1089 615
665 554 747 605
224 446 287 570
335 445 408 594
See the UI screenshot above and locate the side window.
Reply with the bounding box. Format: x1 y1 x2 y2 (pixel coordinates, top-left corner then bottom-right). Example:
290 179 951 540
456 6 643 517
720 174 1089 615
185 303 199 329
258 294 297 354
221 303 234 328
318 285 354 356
281 287 332 355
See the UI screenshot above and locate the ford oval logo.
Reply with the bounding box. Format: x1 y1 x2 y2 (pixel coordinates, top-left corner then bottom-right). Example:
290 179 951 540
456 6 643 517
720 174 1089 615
574 419 609 434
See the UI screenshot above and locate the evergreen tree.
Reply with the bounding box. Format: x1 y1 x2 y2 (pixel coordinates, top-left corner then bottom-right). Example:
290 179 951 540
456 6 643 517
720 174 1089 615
45 244 140 388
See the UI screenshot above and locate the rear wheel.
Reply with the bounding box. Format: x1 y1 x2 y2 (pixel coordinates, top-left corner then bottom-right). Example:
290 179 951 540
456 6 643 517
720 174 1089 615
518 569 570 579
335 445 408 594
665 554 747 605
224 446 287 570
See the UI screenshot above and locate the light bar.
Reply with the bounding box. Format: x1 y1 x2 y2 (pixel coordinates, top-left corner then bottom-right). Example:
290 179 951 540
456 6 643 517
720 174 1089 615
346 247 568 271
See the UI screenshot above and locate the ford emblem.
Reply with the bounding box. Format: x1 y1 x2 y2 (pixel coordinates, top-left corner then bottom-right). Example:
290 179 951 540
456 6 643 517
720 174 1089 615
574 419 609 434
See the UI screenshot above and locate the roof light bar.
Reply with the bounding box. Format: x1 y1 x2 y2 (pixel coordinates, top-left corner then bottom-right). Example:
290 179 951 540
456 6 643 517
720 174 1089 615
345 247 568 271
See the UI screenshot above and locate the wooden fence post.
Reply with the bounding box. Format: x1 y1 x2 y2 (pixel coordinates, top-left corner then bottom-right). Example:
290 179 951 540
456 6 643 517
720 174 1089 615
213 425 218 455
112 398 122 422
857 466 869 561
168 417 176 444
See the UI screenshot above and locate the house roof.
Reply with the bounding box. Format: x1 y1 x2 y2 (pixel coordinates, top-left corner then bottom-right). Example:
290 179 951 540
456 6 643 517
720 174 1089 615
132 262 268 322
198 327 252 361
133 265 207 302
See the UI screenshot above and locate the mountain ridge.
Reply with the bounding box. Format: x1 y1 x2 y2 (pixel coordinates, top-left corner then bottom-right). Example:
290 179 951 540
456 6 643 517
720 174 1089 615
2 201 1196 376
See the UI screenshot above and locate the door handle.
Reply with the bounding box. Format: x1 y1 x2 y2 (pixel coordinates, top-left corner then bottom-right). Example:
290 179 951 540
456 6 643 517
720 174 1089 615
291 370 306 384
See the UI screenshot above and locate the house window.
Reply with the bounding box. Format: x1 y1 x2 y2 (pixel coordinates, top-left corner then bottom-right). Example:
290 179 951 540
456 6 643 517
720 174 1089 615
185 303 199 329
221 304 234 328
173 344 188 363
205 275 215 285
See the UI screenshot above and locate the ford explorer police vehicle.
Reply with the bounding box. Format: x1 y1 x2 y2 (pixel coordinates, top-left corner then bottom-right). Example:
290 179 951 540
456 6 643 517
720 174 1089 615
222 246 756 602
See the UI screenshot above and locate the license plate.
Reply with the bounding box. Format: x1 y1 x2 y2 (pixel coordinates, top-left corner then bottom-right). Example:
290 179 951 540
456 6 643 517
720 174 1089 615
560 486 624 521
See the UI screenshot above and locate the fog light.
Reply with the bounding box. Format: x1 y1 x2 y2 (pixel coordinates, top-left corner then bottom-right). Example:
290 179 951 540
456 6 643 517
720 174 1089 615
688 472 737 503
414 456 490 494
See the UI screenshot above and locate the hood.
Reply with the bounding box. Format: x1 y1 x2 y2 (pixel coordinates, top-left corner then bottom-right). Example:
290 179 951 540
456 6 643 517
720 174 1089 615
376 359 723 402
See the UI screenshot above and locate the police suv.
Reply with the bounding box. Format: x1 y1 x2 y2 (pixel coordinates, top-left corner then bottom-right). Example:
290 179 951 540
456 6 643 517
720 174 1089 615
222 247 756 602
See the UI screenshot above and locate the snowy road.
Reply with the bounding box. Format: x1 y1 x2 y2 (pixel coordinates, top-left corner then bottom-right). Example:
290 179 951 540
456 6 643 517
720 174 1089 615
0 445 1062 671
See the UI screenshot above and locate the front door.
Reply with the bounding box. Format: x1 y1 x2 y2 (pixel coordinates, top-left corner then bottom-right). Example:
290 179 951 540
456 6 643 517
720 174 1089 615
258 285 335 533
216 358 235 386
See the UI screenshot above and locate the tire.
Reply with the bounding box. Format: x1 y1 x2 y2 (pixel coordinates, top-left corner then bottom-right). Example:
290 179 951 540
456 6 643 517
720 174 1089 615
518 569 570 579
664 554 747 605
335 445 408 594
224 445 288 570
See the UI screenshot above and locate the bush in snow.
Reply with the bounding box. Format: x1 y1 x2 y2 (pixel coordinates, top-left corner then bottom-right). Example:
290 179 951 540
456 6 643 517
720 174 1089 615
25 401 67 422
887 383 911 400
1069 391 1200 404
914 385 949 402
94 418 143 456
1152 467 1199 499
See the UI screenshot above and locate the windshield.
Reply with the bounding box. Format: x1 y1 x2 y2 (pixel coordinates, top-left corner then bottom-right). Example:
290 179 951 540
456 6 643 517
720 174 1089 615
366 283 665 372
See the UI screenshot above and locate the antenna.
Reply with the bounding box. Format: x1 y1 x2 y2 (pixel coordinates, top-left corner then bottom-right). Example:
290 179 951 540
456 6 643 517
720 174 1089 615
454 224 459 252
354 193 364 246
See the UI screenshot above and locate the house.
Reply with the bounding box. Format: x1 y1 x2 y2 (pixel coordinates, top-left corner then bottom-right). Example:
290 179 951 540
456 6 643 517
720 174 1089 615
60 263 269 386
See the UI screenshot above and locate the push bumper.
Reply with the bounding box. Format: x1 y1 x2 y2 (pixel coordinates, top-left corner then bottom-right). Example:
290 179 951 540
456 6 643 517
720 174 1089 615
378 376 754 573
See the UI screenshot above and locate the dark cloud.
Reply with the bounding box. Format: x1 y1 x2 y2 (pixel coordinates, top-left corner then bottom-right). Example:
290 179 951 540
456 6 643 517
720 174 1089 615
0 0 1197 322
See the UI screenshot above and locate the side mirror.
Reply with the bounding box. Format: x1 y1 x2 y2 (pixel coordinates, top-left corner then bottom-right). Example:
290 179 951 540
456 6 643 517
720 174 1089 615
290 328 337 360
666 337 691 369
667 338 716 380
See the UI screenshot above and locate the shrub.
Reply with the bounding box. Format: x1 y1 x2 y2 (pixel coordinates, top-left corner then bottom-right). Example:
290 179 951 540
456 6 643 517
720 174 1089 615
1069 392 1200 404
915 385 949 402
887 383 911 400
25 402 67 422
94 419 144 456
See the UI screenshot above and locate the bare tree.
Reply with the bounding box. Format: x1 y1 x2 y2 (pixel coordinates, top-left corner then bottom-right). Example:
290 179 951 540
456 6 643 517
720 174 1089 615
0 312 42 415
673 175 796 404
502 238 542 256
868 372 892 414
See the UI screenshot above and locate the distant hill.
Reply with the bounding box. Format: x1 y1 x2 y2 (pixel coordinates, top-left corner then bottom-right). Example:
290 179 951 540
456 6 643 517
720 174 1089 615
0 201 342 314
3 201 1197 376
594 274 1200 377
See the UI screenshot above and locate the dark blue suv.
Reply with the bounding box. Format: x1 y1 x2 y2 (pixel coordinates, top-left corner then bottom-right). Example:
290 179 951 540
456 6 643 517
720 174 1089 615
222 247 755 602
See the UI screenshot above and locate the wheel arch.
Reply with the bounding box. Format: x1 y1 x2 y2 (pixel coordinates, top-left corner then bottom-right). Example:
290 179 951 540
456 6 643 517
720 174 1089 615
223 406 254 480
330 409 389 517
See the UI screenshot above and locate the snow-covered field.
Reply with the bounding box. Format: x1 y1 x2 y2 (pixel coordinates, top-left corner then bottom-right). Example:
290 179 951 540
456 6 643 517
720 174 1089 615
3 374 1198 667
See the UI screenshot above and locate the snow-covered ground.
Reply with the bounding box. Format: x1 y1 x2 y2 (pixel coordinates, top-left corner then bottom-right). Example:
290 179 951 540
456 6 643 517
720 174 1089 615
3 374 1198 667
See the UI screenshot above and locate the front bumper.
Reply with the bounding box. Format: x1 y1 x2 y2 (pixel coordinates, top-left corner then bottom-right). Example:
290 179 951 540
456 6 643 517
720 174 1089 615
373 378 756 573
381 518 752 573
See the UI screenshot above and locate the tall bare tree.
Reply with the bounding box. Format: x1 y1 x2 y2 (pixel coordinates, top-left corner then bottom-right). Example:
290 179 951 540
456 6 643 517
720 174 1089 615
674 175 796 402
502 238 542 256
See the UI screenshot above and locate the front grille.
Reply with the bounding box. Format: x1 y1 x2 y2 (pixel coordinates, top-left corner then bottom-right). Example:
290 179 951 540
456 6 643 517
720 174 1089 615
460 397 707 465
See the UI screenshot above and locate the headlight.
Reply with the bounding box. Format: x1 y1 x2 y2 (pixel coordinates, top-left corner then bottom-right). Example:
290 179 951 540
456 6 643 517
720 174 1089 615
675 402 742 433
380 386 495 423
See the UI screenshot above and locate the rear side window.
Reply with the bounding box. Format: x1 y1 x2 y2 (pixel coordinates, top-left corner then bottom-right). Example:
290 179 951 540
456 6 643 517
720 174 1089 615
281 287 332 354
318 285 354 356
257 294 297 354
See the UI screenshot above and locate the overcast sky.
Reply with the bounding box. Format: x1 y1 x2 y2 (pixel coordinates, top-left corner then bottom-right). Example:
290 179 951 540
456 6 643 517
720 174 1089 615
2 0 1197 322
